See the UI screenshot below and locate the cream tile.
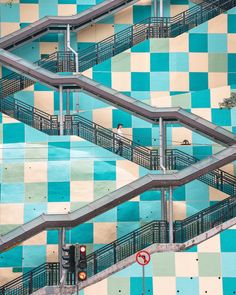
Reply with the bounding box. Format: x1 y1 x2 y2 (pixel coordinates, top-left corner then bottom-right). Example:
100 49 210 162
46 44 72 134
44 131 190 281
0 268 21 285
23 231 46 245
175 253 198 276
170 72 189 92
34 91 54 114
198 234 221 253
46 245 58 262
153 277 176 295
0 23 20 37
94 223 116 244
40 42 58 55
112 72 131 91
58 4 76 16
71 181 94 202
199 277 223 295
169 33 188 52
20 4 39 23
47 202 70 214
208 14 227 33
191 108 211 121
228 34 236 53
208 73 227 89
172 127 192 145
130 53 150 72
209 186 229 201
0 204 24 224
93 108 113 128
151 94 172 107
114 6 133 24
78 24 114 43
170 5 189 17
84 279 108 295
24 162 47 183
210 85 231 108
189 53 208 72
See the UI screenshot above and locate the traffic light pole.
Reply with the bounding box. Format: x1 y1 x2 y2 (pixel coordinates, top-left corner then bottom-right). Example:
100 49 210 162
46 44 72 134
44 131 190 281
58 227 66 280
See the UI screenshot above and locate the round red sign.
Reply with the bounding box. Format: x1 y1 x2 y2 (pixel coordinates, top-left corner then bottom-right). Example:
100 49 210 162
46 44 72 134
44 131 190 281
136 250 151 266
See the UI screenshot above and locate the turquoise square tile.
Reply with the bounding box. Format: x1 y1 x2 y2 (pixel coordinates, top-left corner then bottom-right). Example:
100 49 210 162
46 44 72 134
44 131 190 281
112 110 132 128
48 182 70 202
223 278 236 294
0 4 20 22
0 246 22 267
189 72 208 91
139 201 161 221
131 72 150 91
117 221 140 238
39 0 58 17
94 208 117 222
94 161 116 180
189 34 208 52
93 72 111 87
220 230 236 252
3 123 25 144
191 89 210 108
133 5 151 23
169 53 189 72
133 128 152 145
47 230 59 244
228 14 236 33
228 54 236 72
185 180 209 201
3 143 25 163
221 253 236 277
150 72 169 91
212 109 231 126
117 202 139 222
192 146 212 160
130 277 153 295
48 161 70 182
151 53 169 72
24 203 47 222
140 190 161 201
176 278 199 295
48 141 70 161
23 246 46 267
208 34 227 53
1 183 24 203
69 223 93 243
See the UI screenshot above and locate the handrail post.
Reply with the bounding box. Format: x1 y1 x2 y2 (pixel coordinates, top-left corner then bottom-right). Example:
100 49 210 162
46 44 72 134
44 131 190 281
28 271 33 294
113 242 117 264
94 253 98 274
169 187 174 243
59 85 64 136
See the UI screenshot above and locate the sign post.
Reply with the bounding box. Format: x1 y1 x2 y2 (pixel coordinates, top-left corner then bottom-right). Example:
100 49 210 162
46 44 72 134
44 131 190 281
136 250 151 295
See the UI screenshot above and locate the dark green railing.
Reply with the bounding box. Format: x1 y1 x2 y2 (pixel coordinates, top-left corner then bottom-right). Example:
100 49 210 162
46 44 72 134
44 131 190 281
1 193 236 294
1 95 236 193
1 0 235 98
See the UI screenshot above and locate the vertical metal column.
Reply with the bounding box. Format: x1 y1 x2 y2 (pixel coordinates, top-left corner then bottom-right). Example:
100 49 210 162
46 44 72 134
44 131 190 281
169 187 174 243
160 0 164 17
153 0 158 17
58 227 66 279
160 117 167 220
59 85 64 136
66 90 70 115
67 24 79 73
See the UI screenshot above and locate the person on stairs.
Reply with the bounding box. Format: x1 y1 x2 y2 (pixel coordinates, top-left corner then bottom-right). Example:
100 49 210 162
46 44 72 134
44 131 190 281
115 123 123 155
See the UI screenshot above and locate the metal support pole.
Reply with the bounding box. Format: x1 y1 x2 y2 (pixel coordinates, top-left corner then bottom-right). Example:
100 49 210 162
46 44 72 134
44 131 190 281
142 265 146 295
169 187 174 243
160 117 167 220
67 24 79 73
66 90 70 115
153 0 158 17
160 0 164 17
58 227 66 279
59 85 64 136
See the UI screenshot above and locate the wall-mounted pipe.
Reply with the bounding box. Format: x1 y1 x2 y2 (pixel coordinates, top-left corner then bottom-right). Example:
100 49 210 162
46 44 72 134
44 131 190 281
154 0 158 17
67 24 79 73
160 0 164 17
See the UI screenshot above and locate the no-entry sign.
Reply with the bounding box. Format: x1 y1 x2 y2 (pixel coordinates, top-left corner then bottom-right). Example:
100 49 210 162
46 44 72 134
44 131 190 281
136 250 151 266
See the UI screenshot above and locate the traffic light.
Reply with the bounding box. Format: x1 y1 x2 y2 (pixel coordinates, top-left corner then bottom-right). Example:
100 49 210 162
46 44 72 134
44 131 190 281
62 245 75 272
77 245 87 281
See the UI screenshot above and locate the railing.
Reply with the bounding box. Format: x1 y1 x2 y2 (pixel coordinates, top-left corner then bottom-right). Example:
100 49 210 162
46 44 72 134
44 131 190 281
175 194 236 243
166 149 236 196
1 96 236 192
1 193 236 294
64 114 159 170
1 0 235 99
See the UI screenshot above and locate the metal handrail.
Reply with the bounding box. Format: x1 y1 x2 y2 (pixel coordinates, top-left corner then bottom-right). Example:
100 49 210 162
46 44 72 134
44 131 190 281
1 191 236 293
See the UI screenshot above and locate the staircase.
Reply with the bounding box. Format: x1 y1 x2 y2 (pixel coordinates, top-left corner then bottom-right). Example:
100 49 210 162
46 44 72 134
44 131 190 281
1 95 236 197
1 193 235 294
1 0 236 99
